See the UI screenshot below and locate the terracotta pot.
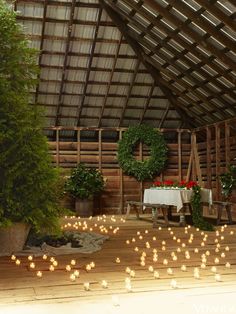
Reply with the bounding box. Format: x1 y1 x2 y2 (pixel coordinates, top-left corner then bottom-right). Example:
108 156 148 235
0 223 30 255
75 198 93 217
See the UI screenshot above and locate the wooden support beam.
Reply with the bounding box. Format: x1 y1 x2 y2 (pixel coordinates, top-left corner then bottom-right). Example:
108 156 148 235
77 129 81 164
178 131 182 182
55 0 76 126
139 83 155 124
206 127 212 189
192 133 202 185
159 104 170 129
119 130 124 214
119 60 141 127
76 7 102 126
215 124 221 199
225 121 230 167
56 129 60 166
98 130 102 171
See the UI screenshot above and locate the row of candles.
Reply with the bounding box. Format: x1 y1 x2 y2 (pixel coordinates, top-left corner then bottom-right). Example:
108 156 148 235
9 216 235 291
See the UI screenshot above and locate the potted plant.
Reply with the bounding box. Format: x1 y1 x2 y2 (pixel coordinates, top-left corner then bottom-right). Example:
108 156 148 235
0 1 65 254
219 165 236 201
65 163 105 217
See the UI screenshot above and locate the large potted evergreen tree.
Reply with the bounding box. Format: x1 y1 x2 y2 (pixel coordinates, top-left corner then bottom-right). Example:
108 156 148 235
0 0 65 254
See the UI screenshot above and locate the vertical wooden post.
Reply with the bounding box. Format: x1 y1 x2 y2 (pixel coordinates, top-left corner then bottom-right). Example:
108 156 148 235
98 130 102 171
206 127 212 189
119 130 124 214
56 129 59 166
215 124 221 199
225 121 230 167
77 129 81 164
178 130 182 182
191 133 196 181
139 142 143 204
192 132 202 185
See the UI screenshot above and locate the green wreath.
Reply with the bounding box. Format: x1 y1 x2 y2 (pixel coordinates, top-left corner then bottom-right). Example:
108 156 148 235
117 125 167 181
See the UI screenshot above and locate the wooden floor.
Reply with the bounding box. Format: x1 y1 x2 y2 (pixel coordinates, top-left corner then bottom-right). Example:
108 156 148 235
0 214 236 313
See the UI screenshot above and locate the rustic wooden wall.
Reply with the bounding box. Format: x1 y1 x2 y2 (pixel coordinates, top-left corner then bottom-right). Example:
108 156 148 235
46 121 236 218
46 127 192 214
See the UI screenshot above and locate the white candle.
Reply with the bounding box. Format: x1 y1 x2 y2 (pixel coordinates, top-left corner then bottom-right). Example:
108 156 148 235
74 270 80 277
71 259 76 266
163 259 168 265
66 265 72 271
11 255 16 261
49 265 55 271
181 265 187 272
170 279 177 289
130 270 135 278
225 262 231 268
29 262 35 269
42 254 47 260
126 267 131 274
148 266 154 272
154 271 160 279
70 274 76 281
84 282 90 291
15 259 21 265
28 255 33 261
167 268 173 275
101 280 108 288
36 271 42 278
215 274 221 282
53 260 58 267
116 257 120 263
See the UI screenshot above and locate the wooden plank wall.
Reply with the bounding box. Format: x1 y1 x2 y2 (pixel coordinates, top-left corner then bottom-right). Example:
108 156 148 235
194 118 236 201
46 127 192 214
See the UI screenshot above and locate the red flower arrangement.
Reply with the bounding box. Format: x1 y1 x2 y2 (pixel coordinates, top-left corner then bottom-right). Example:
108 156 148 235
153 180 198 189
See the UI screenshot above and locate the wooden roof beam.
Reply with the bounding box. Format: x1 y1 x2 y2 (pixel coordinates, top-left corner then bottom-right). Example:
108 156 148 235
139 83 155 124
97 34 123 127
76 7 103 126
123 0 235 86
142 0 236 72
119 60 141 127
99 0 196 128
55 0 76 126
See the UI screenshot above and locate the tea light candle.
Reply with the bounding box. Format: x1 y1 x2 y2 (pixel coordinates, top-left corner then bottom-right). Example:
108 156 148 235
140 261 145 267
42 254 47 260
194 248 199 253
53 260 58 267
181 265 187 272
116 257 120 263
215 274 221 282
132 238 136 243
15 259 21 265
134 247 139 252
70 274 76 281
162 246 166 251
28 255 33 261
90 262 95 268
74 270 80 277
126 240 130 244
225 262 231 268
201 263 206 269
221 252 225 258
153 271 160 279
130 270 135 278
225 246 229 251
71 259 76 266
158 226 162 230
11 255 16 261
101 280 108 288
125 282 132 292
148 266 154 272
214 258 220 264
36 271 42 278
126 267 131 274
30 262 35 269
172 255 177 261
152 236 156 241
162 241 166 245
84 282 90 291
139 235 143 240
206 251 210 256
177 247 181 253
211 266 217 273
230 231 234 235
163 259 168 265
66 265 72 271
49 265 55 271
167 268 173 275
50 257 55 262
170 279 177 289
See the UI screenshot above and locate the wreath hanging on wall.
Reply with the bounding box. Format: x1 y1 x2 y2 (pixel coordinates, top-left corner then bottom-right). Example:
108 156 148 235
117 125 167 181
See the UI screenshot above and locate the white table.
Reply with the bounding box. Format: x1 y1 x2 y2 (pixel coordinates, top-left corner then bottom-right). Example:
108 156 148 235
143 188 212 212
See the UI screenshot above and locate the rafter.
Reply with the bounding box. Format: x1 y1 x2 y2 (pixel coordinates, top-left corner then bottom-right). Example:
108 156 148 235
76 7 103 126
139 83 155 124
99 0 197 128
97 34 123 128
141 0 236 72
159 103 170 128
106 1 234 117
119 59 141 127
55 0 76 126
122 0 235 87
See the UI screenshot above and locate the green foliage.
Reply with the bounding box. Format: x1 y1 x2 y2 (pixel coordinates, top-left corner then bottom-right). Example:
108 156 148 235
191 185 214 231
219 165 236 200
117 125 167 181
65 163 105 200
0 0 65 232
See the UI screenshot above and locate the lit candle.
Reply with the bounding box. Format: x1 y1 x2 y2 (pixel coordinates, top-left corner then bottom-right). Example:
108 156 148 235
148 266 154 272
36 271 42 278
101 280 108 288
162 246 166 251
225 246 229 251
71 259 76 266
154 271 160 279
167 268 173 275
53 260 58 267
74 270 80 277
201 263 206 269
11 255 16 261
90 262 95 268
49 265 55 271
84 282 90 291
225 262 231 268
134 247 139 252
42 254 47 260
15 259 21 265
116 257 120 263
211 266 217 273
163 259 168 265
125 267 131 274
70 274 76 281
170 279 177 289
125 282 132 292
29 262 35 269
181 265 187 272
66 265 72 271
28 255 33 261
130 270 135 278
194 248 199 253
126 240 130 245
230 231 234 235
214 258 220 264
140 261 145 267
214 274 221 282
221 252 225 258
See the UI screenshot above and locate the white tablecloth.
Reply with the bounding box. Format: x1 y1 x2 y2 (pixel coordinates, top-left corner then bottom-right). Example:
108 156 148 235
143 188 212 212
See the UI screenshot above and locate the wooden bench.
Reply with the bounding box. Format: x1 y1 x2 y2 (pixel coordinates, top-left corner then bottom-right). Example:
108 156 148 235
212 201 233 225
125 201 171 227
